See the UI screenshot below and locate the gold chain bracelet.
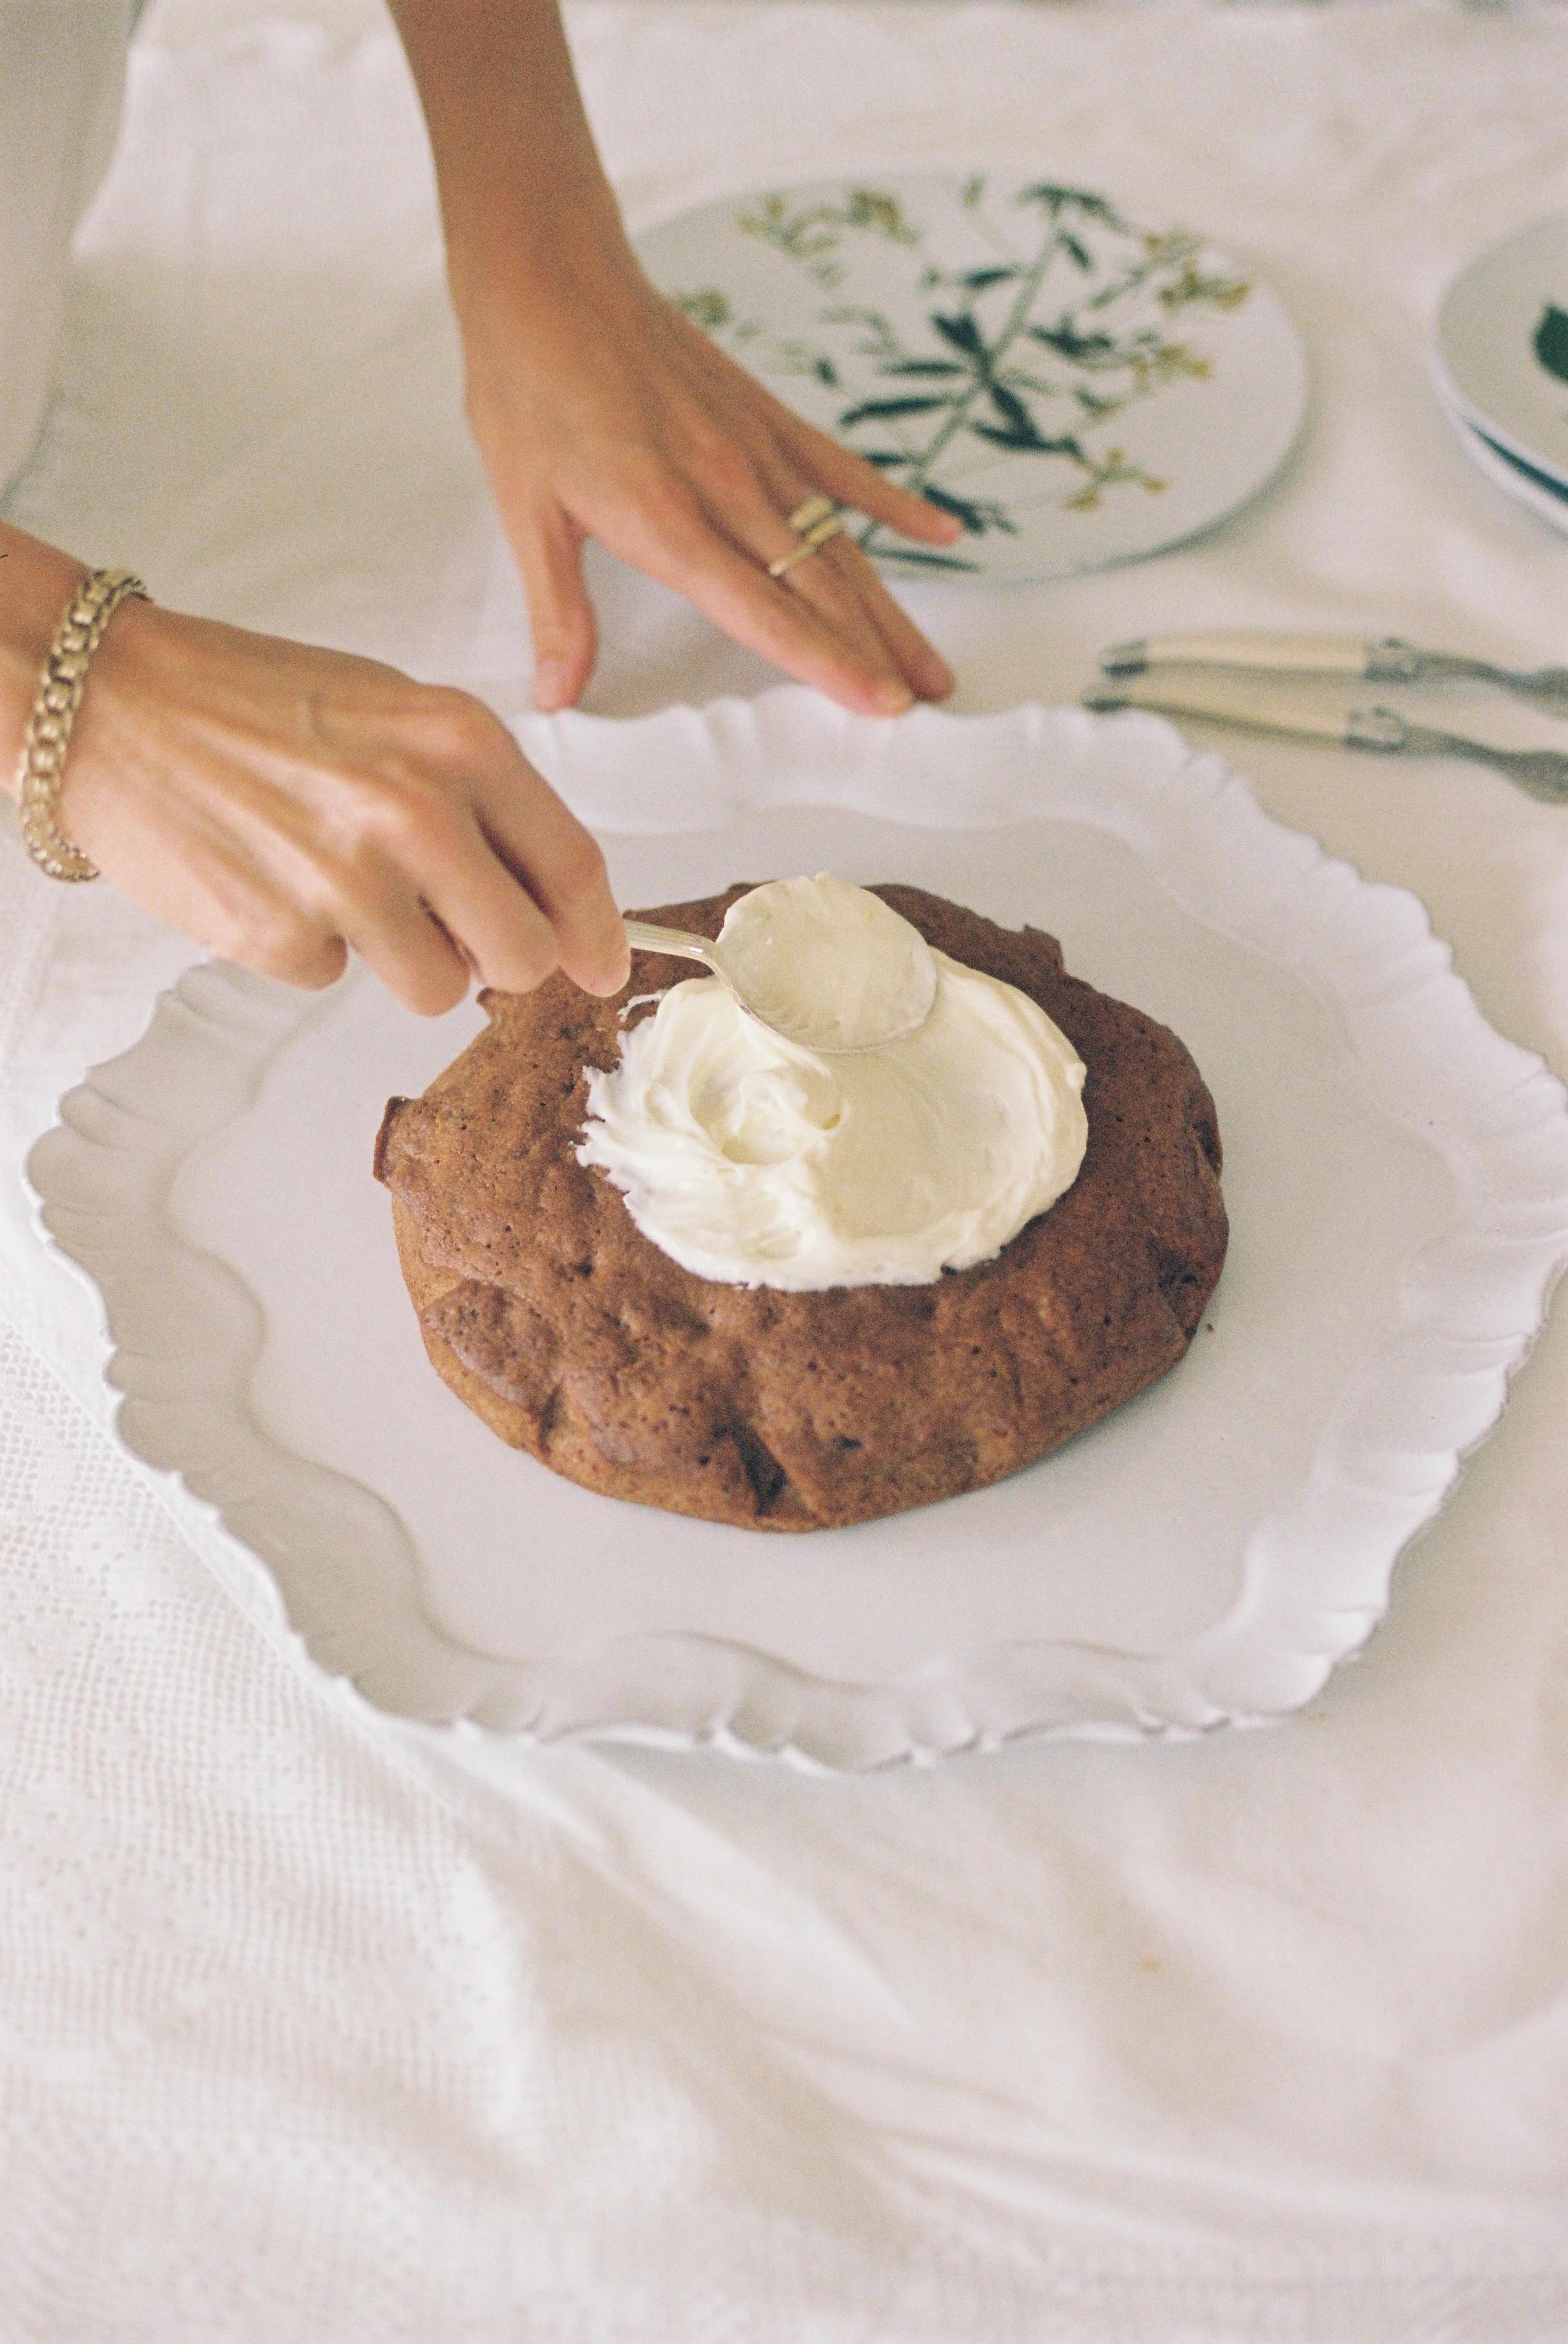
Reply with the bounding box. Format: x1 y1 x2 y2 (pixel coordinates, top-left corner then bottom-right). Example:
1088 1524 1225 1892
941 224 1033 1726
15 568 149 882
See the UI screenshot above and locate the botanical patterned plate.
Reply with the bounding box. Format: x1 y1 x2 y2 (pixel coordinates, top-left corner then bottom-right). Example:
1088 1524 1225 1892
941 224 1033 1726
1437 215 1568 491
637 173 1308 585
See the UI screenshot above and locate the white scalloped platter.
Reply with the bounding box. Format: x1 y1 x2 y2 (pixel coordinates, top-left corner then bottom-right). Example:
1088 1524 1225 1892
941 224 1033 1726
26 695 1568 1769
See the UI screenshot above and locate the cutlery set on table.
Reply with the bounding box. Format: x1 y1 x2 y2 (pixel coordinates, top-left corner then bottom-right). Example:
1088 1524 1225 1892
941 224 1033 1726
1077 212 1568 806
1083 632 1568 804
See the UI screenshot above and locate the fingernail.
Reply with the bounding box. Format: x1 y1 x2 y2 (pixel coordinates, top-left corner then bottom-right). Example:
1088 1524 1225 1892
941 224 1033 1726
873 678 915 717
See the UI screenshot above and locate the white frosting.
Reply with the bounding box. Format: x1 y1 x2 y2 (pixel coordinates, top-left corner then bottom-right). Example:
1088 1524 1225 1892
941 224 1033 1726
715 873 936 1052
579 878 1089 1292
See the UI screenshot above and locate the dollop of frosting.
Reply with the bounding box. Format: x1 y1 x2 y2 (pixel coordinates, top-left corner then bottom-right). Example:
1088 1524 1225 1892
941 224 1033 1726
577 878 1089 1292
715 873 936 1052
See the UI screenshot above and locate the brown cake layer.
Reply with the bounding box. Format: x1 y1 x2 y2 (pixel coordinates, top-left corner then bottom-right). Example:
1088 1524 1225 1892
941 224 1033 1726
374 886 1227 1532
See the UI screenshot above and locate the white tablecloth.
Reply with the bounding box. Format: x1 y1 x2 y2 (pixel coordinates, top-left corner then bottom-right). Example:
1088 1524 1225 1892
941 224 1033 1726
5 6 1568 2337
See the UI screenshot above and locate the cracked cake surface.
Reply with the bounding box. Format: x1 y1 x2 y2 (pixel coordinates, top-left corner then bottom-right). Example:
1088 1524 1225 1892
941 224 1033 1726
374 884 1228 1533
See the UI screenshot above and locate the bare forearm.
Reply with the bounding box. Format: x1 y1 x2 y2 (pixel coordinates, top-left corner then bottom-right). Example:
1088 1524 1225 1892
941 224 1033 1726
382 0 959 718
385 0 632 327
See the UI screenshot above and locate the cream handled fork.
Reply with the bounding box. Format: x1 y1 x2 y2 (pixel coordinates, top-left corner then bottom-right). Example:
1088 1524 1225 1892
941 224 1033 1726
1082 677 1568 804
1101 630 1568 717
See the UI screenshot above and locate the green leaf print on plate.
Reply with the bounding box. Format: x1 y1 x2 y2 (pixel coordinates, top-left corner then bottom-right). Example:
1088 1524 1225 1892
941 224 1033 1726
644 172 1308 585
1533 302 1568 387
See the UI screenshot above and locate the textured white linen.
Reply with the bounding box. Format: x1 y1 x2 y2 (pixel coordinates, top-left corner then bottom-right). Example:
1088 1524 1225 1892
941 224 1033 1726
4 6 1568 2337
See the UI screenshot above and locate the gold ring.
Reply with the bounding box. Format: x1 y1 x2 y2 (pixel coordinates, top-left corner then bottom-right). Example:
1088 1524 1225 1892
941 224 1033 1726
785 493 837 535
768 509 847 580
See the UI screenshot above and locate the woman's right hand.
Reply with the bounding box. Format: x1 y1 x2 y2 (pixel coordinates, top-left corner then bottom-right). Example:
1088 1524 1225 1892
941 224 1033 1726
1 531 630 1014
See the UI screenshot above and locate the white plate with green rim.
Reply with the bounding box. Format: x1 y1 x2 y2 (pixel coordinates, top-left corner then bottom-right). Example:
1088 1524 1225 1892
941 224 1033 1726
637 173 1308 585
1437 214 1568 492
1437 372 1568 540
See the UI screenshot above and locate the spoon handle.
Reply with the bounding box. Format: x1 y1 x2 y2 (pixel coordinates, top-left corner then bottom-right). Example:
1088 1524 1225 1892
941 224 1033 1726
623 920 717 968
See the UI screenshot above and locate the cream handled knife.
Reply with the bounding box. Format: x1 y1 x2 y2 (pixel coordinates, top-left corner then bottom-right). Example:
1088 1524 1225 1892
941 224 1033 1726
1086 674 1357 743
1100 631 1568 713
1082 676 1568 802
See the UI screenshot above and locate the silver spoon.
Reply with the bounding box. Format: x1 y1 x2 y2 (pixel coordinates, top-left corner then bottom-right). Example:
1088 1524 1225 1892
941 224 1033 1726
622 918 937 1054
1082 683 1568 805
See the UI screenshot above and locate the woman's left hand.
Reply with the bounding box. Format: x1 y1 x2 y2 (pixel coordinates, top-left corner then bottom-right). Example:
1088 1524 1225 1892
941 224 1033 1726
460 253 963 719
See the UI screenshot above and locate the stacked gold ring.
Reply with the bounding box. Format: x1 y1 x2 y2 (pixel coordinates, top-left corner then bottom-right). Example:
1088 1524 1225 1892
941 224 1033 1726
768 494 847 580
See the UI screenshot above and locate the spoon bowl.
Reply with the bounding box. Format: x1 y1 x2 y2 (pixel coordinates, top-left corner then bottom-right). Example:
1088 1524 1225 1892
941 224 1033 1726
622 918 937 1054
